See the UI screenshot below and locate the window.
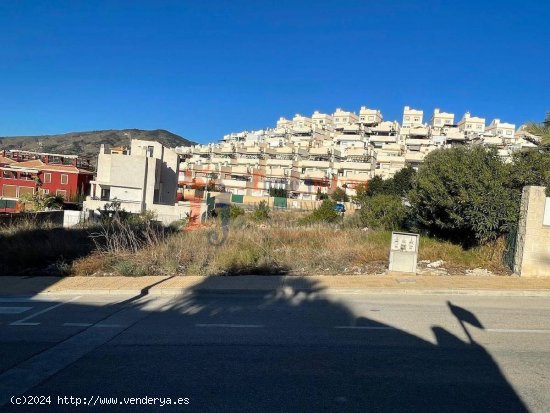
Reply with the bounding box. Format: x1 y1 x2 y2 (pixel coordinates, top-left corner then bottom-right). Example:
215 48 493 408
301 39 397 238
56 189 67 199
41 188 49 195
100 188 110 201
43 173 51 183
506 130 512 135
2 171 13 179
60 174 68 185
147 146 154 157
368 116 374 121
476 124 482 130
404 116 410 121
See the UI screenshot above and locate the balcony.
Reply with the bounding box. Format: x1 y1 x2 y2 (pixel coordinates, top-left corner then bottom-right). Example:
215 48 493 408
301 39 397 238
265 168 287 178
220 179 248 189
299 160 330 169
301 170 328 180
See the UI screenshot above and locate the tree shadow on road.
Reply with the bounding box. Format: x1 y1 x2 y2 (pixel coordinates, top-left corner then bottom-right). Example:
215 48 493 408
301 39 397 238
0 277 529 413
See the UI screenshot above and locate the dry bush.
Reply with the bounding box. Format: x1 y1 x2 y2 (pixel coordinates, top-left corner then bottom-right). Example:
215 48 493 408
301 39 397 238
71 214 511 276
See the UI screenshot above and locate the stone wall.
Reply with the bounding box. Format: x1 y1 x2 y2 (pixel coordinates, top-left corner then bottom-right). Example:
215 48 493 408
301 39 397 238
514 186 550 277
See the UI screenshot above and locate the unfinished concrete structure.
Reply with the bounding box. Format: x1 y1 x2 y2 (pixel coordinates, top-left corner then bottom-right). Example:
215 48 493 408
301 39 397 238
514 186 550 277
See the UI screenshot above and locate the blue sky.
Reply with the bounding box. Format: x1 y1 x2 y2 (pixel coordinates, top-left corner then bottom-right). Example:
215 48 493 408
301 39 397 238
1 0 548 143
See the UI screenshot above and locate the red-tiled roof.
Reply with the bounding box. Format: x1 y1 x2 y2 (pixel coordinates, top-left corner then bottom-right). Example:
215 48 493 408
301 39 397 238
0 156 16 165
11 159 93 174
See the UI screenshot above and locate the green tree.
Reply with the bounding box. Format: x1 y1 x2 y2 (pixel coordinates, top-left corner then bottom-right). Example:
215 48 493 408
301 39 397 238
392 166 416 197
330 187 349 202
358 194 407 231
365 176 388 197
409 147 518 246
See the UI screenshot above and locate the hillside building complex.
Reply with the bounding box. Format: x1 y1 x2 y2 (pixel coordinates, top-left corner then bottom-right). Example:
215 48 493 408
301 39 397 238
177 106 535 199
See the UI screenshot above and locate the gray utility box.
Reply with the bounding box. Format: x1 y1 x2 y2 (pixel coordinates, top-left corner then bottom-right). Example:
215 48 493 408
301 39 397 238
388 232 420 274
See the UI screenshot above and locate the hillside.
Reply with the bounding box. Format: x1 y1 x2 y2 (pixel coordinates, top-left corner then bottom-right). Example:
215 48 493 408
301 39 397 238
0 129 196 160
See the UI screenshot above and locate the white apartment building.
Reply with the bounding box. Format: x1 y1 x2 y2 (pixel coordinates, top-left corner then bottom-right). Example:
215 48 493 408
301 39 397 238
311 111 334 129
430 108 455 132
402 106 423 128
486 119 516 141
458 112 486 137
332 108 359 130
178 105 525 201
359 106 383 126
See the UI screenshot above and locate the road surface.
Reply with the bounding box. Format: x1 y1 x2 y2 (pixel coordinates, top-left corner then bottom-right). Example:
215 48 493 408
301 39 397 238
0 287 549 412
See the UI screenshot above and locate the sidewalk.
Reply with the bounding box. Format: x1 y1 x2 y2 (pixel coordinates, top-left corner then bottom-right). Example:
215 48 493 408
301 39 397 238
2 275 550 297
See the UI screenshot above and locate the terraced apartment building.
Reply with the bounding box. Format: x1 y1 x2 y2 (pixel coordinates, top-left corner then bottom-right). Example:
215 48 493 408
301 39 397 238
177 106 537 199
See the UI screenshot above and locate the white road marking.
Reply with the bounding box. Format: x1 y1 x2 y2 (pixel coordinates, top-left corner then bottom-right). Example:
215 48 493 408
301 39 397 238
335 326 395 330
63 323 125 328
10 296 81 326
0 307 32 314
11 322 40 326
486 328 550 334
196 323 264 328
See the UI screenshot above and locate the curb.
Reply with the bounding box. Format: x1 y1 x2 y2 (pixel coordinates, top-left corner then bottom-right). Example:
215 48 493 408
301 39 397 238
30 287 550 298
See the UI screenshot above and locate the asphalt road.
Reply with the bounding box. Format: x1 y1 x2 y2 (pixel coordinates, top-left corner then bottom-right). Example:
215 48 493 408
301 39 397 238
0 289 549 413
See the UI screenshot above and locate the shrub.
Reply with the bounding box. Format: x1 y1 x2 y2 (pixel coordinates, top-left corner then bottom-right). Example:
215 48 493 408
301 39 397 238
358 194 407 231
228 204 245 220
409 146 517 246
330 187 349 202
252 201 270 221
301 199 340 224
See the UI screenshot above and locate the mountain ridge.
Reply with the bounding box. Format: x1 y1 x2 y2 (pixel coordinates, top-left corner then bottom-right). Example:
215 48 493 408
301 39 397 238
0 129 196 160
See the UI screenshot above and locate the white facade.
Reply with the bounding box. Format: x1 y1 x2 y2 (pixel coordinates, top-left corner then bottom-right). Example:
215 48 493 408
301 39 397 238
85 139 206 225
402 106 423 127
458 112 486 136
179 105 526 200
486 119 516 140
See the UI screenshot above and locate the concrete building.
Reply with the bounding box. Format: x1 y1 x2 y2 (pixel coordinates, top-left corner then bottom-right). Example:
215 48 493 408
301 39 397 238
0 150 93 208
458 112 486 137
402 106 423 128
177 105 525 201
486 119 516 141
85 140 207 225
430 108 455 133
359 106 383 126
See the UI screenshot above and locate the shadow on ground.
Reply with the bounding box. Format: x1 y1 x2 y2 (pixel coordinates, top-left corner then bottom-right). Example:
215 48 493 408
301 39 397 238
0 277 528 413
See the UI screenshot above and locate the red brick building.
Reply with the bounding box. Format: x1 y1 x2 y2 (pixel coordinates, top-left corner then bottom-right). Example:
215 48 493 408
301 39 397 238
0 150 94 210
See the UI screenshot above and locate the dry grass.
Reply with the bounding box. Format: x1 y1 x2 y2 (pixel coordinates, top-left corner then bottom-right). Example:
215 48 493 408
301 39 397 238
72 214 511 276
0 210 510 276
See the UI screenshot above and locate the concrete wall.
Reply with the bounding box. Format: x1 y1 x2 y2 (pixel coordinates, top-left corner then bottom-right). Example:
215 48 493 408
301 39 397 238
0 211 64 227
514 186 550 277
